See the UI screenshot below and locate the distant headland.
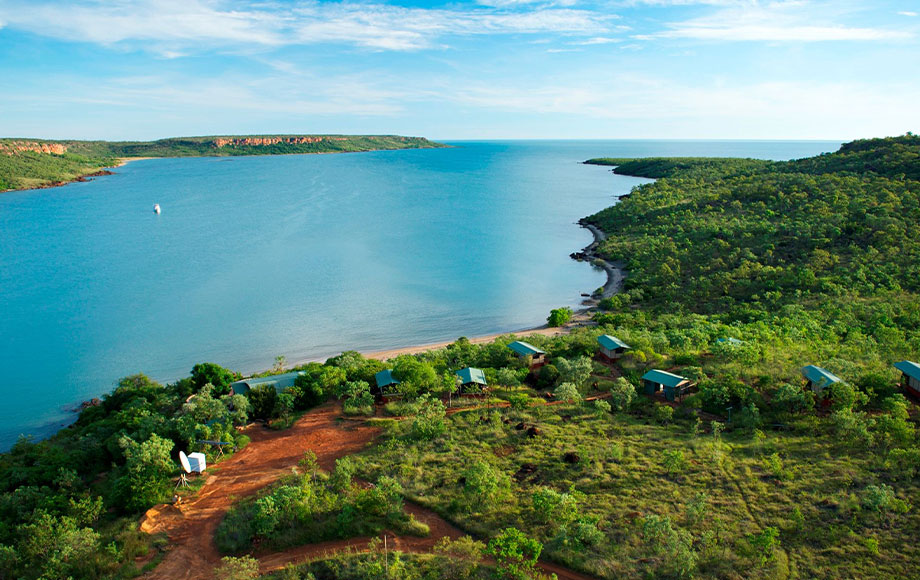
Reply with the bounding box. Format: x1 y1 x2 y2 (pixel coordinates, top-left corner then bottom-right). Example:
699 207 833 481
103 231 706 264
0 134 446 192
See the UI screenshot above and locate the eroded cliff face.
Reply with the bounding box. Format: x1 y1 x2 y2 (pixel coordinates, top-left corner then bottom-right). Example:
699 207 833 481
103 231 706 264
0 141 67 155
211 136 349 148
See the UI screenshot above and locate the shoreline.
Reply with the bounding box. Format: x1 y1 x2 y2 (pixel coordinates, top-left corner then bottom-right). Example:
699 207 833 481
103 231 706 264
574 219 625 299
283 223 623 368
6 143 446 194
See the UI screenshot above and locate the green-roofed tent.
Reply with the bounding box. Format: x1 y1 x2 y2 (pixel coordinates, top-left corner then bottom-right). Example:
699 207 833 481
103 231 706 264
801 365 842 392
641 369 692 402
375 369 399 387
230 371 305 396
374 370 400 397
598 335 630 360
716 337 745 346
455 367 488 394
894 361 920 397
507 341 547 369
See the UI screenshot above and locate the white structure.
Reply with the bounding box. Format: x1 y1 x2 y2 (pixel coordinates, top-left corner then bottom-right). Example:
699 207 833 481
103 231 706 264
187 452 207 473
153 203 161 214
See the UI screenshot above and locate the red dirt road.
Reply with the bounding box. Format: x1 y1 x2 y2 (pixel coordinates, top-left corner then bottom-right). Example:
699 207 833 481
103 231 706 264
141 402 598 580
141 403 379 580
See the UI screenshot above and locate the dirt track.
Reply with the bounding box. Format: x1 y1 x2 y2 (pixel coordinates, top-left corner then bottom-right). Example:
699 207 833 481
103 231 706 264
140 402 598 580
141 402 379 580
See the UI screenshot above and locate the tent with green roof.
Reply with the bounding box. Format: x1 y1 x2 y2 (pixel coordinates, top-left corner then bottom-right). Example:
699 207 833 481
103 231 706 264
801 365 842 392
597 335 630 360
507 341 547 369
641 369 692 402
455 367 488 393
230 371 305 396
374 369 401 397
894 361 920 397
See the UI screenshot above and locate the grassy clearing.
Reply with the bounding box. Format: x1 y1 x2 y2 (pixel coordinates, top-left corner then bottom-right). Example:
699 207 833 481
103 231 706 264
355 395 920 579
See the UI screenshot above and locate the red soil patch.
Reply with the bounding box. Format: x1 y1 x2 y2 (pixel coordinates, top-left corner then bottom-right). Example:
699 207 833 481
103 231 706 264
141 402 379 580
141 401 599 580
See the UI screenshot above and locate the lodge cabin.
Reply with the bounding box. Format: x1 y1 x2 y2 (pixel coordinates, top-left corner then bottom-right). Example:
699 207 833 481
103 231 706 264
507 341 547 370
230 371 305 396
374 369 401 398
455 367 488 394
716 337 745 346
894 361 920 398
641 369 692 402
801 365 842 394
598 335 630 361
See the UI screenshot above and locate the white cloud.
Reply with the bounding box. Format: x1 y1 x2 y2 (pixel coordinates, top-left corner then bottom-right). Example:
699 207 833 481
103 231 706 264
576 36 622 44
0 0 615 53
898 11 918 17
646 1 913 42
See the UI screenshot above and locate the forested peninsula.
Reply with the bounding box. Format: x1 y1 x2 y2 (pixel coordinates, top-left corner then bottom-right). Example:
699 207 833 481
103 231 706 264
3 135 920 580
0 135 444 192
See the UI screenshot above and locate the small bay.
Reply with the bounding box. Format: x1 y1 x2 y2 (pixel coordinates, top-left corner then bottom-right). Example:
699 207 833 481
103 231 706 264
0 139 839 448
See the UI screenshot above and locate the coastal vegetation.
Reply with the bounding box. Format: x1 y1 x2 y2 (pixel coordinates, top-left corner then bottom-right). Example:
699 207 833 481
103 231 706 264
0 135 444 192
1 134 918 579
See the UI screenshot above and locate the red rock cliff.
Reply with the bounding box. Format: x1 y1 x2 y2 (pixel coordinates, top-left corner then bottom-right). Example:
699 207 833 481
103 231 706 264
0 141 67 155
211 136 348 148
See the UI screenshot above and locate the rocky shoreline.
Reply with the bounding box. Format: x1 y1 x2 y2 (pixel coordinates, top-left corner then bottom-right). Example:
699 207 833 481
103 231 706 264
571 218 625 300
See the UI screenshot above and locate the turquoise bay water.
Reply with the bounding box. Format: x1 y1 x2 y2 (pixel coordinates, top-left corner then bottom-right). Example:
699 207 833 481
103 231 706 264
0 140 839 448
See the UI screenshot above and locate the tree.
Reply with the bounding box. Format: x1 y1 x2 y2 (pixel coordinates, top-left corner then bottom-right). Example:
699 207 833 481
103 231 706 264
654 404 674 424
190 363 239 395
554 382 581 403
246 384 278 421
748 527 780 566
547 307 573 327
663 449 687 476
556 356 594 389
531 487 581 528
393 356 439 396
16 511 100 580
487 527 543 580
771 383 814 414
411 394 446 440
115 434 175 511
462 460 508 508
215 556 260 580
641 515 697 578
609 377 636 411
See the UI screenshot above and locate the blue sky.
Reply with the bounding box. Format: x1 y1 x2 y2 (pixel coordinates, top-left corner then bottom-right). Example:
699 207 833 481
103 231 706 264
0 0 917 140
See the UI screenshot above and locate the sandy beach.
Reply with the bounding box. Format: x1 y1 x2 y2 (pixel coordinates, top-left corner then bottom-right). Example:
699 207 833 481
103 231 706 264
115 156 156 167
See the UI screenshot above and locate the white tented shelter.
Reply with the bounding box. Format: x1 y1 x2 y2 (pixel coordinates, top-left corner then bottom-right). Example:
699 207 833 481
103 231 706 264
187 452 207 473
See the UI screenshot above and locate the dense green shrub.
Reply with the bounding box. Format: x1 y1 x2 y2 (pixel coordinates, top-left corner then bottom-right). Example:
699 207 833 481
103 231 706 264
547 307 573 327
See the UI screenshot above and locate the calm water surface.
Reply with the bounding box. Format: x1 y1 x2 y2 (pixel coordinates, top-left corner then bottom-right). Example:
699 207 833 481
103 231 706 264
0 140 840 448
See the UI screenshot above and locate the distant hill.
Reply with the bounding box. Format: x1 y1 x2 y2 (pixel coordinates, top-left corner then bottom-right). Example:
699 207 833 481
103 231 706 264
0 134 446 192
